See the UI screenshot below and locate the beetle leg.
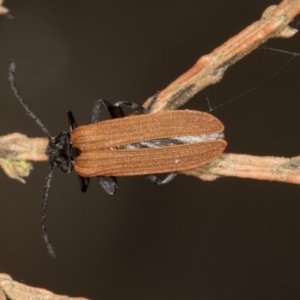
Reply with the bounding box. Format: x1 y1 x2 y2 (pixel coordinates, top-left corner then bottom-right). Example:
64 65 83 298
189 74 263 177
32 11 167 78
147 172 177 185
78 176 90 192
67 111 77 132
91 99 125 122
97 176 118 195
113 91 160 114
113 101 148 114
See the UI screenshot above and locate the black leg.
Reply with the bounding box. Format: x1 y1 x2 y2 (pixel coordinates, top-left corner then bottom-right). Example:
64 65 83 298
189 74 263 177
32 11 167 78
78 176 90 192
147 172 177 185
67 111 77 132
114 92 160 114
92 97 155 123
114 101 148 114
97 176 118 195
91 99 125 123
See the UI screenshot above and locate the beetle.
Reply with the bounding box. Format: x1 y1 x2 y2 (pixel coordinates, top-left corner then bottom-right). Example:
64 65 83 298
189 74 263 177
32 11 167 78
8 61 227 257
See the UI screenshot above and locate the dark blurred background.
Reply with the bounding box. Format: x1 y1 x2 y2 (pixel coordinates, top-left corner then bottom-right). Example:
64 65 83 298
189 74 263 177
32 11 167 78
1 1 300 299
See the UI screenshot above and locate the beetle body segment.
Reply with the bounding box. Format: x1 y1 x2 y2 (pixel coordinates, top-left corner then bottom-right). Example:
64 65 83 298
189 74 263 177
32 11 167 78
71 110 226 177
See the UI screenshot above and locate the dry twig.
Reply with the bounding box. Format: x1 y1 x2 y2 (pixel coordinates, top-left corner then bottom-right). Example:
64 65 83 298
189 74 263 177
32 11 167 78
1 0 300 186
0 273 89 300
0 0 9 15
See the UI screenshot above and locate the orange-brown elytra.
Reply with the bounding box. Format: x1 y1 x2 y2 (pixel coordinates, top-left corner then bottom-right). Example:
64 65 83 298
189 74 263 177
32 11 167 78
8 61 226 257
71 110 226 177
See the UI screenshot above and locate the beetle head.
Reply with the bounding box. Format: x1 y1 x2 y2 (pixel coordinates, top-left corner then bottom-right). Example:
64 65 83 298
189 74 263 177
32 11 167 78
46 132 80 173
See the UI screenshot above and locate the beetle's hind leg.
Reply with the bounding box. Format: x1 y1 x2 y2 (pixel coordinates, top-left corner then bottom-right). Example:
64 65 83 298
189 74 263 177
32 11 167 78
147 172 177 185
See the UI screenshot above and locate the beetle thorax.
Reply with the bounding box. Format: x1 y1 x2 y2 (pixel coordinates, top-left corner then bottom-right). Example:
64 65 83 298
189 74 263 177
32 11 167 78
45 132 80 173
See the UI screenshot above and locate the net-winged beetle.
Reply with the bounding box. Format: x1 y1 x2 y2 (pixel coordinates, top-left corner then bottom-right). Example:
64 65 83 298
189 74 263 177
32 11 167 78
8 61 226 257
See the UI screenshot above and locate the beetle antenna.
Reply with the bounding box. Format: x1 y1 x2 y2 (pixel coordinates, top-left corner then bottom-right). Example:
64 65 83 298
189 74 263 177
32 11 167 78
8 60 52 140
42 164 56 258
